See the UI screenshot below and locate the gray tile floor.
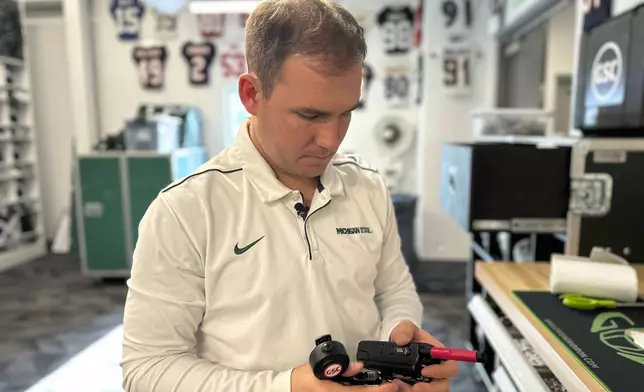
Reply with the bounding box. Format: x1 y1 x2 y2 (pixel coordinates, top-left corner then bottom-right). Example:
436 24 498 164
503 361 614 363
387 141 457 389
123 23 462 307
0 254 485 392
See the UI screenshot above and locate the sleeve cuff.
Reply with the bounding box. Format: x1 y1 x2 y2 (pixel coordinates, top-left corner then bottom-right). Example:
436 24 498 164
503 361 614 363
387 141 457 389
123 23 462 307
270 368 293 392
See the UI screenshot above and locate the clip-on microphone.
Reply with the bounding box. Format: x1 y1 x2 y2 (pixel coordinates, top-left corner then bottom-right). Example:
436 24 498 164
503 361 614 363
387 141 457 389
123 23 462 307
294 202 309 218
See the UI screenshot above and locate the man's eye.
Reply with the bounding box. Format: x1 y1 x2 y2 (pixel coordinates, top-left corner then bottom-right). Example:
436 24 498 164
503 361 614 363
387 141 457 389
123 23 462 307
299 113 319 120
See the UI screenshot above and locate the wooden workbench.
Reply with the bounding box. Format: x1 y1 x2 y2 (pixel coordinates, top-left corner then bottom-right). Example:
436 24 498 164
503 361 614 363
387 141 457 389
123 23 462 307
475 261 644 392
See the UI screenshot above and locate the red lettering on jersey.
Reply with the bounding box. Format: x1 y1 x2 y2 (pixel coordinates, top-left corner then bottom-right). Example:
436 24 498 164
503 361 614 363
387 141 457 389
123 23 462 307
221 46 246 79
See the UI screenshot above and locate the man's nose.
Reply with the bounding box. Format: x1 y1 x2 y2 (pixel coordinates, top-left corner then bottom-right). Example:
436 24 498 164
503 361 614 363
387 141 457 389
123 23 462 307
315 121 341 151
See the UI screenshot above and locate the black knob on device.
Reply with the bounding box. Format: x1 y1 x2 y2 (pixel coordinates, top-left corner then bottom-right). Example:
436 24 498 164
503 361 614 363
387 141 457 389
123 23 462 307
309 335 350 381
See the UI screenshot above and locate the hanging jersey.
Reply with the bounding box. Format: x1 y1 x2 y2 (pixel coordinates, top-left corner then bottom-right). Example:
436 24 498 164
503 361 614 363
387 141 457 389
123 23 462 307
384 65 411 108
441 42 474 97
153 10 179 40
132 45 168 90
183 42 216 86
220 45 246 79
376 6 413 55
110 0 145 41
197 14 226 38
358 63 374 110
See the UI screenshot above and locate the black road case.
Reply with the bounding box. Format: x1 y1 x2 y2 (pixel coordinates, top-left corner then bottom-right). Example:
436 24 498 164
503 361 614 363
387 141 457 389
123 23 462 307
566 138 644 262
574 4 644 134
441 141 572 233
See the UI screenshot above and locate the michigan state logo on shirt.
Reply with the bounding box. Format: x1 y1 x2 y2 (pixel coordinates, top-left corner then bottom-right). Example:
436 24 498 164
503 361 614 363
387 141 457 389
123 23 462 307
377 5 413 55
132 45 167 90
182 41 216 86
110 0 145 41
384 65 411 108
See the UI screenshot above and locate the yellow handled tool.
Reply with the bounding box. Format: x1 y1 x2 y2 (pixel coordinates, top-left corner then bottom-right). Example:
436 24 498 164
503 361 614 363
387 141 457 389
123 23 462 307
559 294 644 310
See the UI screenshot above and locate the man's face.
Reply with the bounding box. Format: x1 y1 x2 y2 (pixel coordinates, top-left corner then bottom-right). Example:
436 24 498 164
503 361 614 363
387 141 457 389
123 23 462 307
254 55 362 178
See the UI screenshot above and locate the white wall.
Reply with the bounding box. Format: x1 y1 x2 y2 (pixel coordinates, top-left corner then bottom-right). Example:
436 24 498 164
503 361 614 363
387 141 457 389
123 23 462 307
415 0 499 261
91 0 419 193
22 18 74 240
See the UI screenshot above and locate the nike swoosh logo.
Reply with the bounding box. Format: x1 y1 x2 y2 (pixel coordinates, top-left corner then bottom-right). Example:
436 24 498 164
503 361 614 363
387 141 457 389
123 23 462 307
234 236 265 255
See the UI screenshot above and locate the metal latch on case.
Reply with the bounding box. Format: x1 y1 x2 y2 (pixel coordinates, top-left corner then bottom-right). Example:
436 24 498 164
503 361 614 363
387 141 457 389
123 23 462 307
568 173 613 217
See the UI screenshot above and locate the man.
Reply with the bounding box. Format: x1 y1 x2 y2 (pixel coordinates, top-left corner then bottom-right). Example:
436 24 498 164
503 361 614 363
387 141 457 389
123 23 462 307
120 1 459 391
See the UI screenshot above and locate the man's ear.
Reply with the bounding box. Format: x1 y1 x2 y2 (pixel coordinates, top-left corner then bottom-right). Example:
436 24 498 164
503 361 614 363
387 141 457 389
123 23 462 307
239 73 262 115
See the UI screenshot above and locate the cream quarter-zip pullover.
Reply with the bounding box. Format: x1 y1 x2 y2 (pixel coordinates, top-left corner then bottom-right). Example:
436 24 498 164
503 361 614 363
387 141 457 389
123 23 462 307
120 120 423 391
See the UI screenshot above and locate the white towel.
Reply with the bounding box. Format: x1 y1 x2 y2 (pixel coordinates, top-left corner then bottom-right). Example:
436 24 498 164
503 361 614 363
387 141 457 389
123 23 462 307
550 251 639 303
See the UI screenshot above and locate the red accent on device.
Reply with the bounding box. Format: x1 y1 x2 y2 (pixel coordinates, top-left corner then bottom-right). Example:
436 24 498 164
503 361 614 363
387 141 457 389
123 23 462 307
430 347 479 363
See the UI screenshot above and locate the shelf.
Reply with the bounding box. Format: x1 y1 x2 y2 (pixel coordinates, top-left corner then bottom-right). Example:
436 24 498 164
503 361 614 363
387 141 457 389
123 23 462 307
472 135 579 147
468 295 550 392
0 21 44 273
0 238 46 273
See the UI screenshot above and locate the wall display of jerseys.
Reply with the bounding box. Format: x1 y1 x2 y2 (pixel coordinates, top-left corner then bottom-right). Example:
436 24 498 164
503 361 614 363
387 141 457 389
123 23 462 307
109 0 248 91
352 2 421 111
427 0 482 98
0 0 23 59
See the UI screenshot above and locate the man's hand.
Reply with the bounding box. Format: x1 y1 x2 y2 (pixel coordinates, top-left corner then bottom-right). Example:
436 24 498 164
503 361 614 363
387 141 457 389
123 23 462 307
389 321 459 392
291 362 400 392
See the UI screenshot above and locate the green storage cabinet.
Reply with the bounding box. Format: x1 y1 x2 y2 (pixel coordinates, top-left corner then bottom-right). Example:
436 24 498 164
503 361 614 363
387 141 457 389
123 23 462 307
127 156 172 248
75 152 173 278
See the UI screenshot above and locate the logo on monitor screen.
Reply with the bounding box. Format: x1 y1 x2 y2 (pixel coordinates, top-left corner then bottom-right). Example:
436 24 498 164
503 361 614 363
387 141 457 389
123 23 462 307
590 41 623 103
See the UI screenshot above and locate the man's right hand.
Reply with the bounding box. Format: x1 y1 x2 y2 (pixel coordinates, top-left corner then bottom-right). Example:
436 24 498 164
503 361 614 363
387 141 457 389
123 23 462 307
291 362 400 392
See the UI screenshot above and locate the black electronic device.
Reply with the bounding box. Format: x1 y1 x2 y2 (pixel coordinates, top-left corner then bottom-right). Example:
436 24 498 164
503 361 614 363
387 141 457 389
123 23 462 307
440 142 571 232
574 4 644 135
309 335 484 386
308 335 351 381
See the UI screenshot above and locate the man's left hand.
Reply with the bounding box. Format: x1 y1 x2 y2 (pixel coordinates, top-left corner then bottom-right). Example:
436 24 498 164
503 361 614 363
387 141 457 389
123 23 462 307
388 320 459 391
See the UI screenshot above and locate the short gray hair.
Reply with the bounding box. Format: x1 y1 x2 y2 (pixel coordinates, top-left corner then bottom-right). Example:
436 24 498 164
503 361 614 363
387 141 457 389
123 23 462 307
244 0 367 98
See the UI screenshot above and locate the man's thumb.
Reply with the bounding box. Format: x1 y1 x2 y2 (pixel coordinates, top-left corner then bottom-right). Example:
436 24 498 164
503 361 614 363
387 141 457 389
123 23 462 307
391 322 416 346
